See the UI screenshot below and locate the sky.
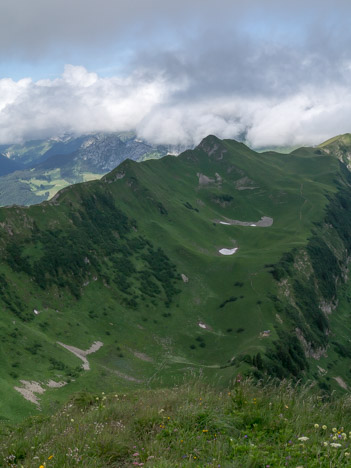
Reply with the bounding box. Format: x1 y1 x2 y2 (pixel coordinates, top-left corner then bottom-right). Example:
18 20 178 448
0 0 351 147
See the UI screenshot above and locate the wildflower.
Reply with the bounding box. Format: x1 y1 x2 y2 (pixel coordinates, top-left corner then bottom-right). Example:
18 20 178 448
70 419 74 422
345 452 350 456
314 424 319 429
133 452 139 456
323 442 328 446
330 443 342 448
39 465 45 468
332 435 338 440
298 436 309 442
202 429 208 433
48 455 53 459
342 433 347 439
322 425 327 430
332 428 337 433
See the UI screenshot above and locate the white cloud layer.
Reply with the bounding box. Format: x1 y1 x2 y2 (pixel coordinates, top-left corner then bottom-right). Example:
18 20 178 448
1 0 351 147
1 64 351 148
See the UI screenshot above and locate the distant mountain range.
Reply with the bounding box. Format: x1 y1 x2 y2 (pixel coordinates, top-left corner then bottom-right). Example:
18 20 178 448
0 132 190 206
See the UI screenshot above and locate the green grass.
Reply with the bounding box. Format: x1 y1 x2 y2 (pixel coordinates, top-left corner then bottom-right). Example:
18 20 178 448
1 135 351 420
2 378 351 467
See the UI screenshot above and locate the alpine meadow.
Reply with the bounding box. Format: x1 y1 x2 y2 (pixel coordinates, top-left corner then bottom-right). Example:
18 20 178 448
3 0 351 466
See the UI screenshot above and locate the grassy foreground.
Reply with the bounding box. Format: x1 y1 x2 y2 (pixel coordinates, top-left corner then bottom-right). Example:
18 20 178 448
2 379 351 467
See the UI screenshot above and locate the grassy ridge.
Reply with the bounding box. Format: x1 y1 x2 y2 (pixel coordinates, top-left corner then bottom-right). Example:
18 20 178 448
1 135 351 420
2 379 351 467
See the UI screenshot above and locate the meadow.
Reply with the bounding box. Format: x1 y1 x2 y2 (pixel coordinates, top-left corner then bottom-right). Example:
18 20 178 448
2 378 351 467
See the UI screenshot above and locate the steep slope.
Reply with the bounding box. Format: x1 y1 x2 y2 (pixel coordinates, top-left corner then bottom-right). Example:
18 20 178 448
318 133 351 168
1 136 351 420
0 132 188 206
0 154 23 176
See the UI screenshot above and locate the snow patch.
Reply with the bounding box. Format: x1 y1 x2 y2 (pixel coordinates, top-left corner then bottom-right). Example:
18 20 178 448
219 248 238 255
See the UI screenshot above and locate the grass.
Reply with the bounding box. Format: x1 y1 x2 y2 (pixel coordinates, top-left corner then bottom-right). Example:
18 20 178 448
2 378 351 467
1 135 351 420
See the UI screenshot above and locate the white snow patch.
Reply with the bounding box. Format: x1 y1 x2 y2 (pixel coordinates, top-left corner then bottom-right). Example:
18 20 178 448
198 322 207 329
219 248 238 255
219 221 231 225
250 224 256 227
33 309 39 315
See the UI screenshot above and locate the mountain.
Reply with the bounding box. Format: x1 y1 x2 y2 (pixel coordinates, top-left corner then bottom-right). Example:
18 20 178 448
318 133 351 168
0 153 23 176
0 132 190 207
1 135 351 420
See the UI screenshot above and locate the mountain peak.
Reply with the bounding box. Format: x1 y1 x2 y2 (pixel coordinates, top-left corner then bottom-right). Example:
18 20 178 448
319 133 351 148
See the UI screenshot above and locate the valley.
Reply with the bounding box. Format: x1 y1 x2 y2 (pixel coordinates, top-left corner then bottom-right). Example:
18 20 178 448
0 134 351 421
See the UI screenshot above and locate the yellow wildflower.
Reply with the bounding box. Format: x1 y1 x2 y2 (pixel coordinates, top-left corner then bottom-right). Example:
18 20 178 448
322 425 327 430
48 455 54 460
332 428 337 433
314 424 319 429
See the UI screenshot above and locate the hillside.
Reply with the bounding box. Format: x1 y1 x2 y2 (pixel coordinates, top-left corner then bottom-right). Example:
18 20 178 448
0 132 188 207
318 133 351 168
2 378 351 467
1 135 351 421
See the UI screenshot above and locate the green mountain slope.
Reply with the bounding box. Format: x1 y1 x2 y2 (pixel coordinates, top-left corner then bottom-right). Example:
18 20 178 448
1 135 351 420
318 133 351 168
0 132 186 207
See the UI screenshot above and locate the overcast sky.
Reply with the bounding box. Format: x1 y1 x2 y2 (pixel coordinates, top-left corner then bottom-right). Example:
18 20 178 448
0 0 351 147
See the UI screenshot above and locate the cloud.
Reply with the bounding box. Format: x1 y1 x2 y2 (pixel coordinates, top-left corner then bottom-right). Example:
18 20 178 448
1 1 351 147
1 62 351 148
0 0 350 60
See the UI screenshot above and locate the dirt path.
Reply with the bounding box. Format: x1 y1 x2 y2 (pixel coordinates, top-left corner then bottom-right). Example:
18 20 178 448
57 341 103 370
100 365 143 383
